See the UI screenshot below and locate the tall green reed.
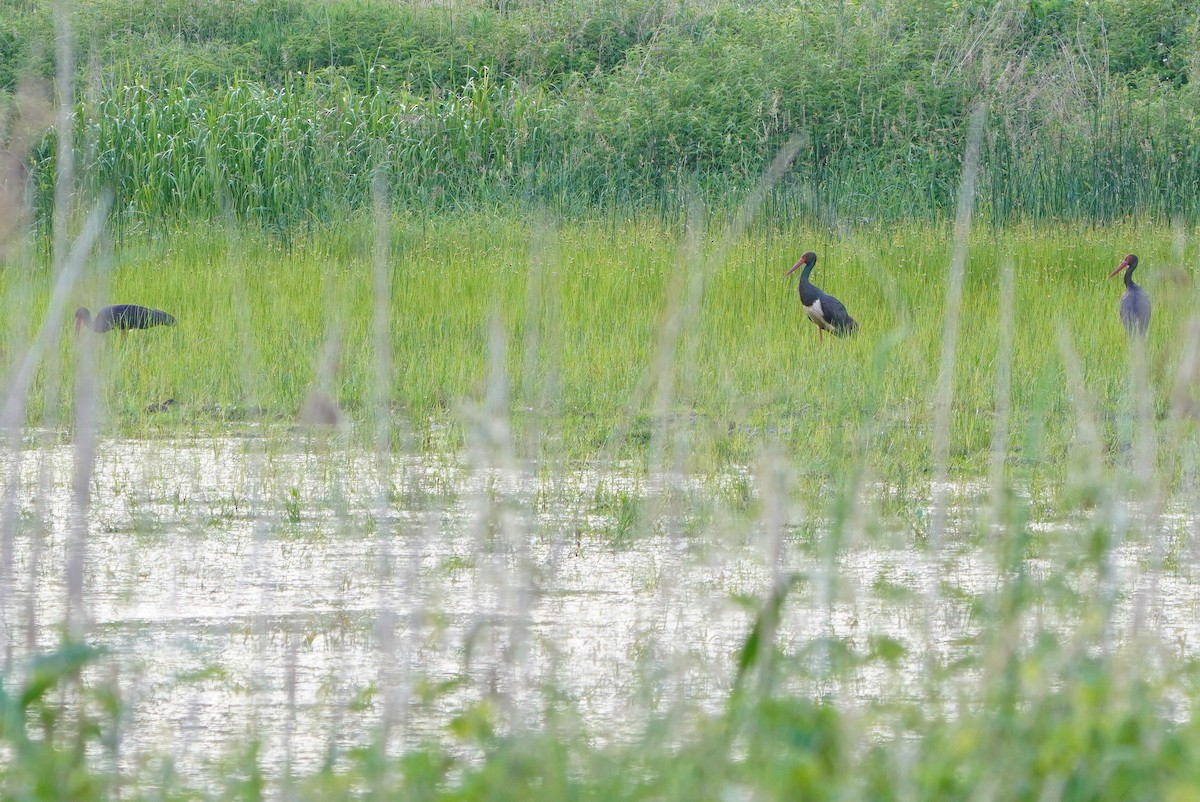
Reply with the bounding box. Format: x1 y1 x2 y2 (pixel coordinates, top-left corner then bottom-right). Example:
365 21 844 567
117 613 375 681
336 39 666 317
15 70 1199 231
31 71 549 230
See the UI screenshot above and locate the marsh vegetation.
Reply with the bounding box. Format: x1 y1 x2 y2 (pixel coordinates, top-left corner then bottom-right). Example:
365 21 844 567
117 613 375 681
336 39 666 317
3 1 1200 800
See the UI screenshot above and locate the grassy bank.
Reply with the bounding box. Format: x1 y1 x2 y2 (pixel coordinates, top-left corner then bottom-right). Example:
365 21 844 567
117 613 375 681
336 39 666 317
3 215 1195 486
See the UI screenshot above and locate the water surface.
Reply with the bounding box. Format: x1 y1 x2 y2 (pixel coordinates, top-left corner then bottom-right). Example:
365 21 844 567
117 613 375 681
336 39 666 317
1 433 1195 783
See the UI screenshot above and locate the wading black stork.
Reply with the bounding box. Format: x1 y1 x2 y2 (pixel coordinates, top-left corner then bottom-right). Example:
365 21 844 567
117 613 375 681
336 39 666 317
1107 254 1150 337
75 305 176 338
784 251 858 340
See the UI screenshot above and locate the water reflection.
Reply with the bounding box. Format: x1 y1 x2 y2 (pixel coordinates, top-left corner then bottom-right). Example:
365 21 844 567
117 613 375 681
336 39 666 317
0 434 1194 784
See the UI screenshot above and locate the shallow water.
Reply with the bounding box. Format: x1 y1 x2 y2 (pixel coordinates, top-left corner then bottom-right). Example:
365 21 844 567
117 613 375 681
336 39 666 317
1 433 1197 785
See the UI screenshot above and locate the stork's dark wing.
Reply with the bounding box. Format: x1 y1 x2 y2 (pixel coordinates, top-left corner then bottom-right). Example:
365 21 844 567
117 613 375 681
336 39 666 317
104 304 177 329
146 307 177 327
821 291 858 335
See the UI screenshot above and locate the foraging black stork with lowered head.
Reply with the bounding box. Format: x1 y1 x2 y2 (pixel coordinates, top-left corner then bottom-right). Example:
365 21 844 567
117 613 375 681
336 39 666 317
784 251 858 340
75 305 176 338
1107 254 1150 337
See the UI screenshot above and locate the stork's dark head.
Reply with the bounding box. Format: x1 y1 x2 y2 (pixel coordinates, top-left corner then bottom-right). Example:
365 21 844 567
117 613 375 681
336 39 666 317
74 307 91 334
784 251 817 277
1108 254 1138 279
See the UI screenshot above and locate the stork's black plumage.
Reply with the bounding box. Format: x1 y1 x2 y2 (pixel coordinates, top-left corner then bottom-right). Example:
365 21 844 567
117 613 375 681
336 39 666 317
784 251 857 339
1107 254 1150 337
75 304 176 335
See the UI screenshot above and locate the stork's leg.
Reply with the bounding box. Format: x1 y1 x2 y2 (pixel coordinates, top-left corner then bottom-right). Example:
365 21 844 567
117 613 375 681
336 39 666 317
819 327 824 343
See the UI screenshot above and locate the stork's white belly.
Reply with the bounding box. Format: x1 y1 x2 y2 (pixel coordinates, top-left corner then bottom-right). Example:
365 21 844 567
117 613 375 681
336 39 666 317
803 298 830 329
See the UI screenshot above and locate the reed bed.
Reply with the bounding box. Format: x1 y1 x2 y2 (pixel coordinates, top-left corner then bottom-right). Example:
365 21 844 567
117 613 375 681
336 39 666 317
25 77 1198 228
7 0 1199 226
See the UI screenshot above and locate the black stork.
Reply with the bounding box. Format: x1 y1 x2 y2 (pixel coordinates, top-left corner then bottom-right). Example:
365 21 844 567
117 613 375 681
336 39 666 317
1107 254 1150 337
784 251 858 340
74 305 176 338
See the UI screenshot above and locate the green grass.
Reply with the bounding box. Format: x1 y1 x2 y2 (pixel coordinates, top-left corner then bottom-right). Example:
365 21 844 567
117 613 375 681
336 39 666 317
5 215 1193 480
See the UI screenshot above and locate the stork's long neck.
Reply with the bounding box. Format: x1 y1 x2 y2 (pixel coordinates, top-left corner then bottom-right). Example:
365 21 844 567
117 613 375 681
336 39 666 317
1124 264 1138 289
797 265 822 305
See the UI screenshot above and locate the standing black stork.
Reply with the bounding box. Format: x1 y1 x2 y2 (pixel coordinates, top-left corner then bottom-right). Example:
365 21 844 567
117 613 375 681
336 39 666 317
1107 254 1150 337
75 305 176 338
784 251 858 340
